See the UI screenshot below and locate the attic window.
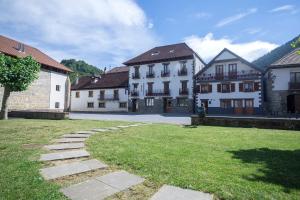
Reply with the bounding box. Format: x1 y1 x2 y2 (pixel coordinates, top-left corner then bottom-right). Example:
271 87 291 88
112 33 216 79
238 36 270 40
169 49 175 53
93 78 99 83
151 51 160 56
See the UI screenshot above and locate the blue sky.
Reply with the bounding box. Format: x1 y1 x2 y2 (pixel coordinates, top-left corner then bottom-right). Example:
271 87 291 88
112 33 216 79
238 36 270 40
0 0 299 69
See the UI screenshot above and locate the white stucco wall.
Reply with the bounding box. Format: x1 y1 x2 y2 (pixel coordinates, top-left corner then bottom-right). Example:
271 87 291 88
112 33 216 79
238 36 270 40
49 71 68 110
270 67 300 91
71 88 128 112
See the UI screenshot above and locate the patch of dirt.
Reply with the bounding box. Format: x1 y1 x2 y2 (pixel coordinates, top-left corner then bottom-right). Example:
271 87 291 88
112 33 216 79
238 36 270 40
22 143 43 149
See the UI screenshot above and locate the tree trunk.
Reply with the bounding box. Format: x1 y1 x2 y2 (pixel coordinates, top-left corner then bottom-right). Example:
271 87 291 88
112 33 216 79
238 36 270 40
0 87 11 120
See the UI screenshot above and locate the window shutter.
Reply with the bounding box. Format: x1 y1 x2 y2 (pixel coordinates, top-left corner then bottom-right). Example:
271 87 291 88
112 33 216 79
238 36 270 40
209 85 212 93
231 83 235 92
195 85 200 93
239 83 244 92
217 84 221 92
254 82 260 91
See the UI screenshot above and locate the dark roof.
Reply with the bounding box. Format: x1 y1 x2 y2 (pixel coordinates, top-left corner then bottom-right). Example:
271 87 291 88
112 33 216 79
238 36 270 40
123 43 197 66
0 35 72 72
270 48 300 67
195 48 262 77
107 66 129 73
71 71 128 90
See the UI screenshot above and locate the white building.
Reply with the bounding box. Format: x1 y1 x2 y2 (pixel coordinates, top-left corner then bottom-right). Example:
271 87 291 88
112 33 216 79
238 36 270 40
70 67 129 112
264 48 300 116
124 43 205 114
195 48 263 115
0 35 71 112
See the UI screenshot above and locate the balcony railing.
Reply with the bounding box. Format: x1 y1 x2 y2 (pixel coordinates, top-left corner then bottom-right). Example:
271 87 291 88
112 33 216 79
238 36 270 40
146 89 170 96
130 90 139 97
179 88 189 95
98 94 119 101
178 69 188 76
161 70 170 77
289 82 300 90
132 73 140 79
146 71 155 78
198 71 260 82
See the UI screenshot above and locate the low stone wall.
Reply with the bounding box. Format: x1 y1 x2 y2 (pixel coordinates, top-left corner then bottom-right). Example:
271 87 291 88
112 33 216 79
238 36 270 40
9 110 69 120
191 115 300 131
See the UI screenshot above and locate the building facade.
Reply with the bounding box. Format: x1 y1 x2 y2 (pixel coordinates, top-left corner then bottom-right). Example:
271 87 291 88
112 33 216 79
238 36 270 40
124 43 205 114
70 67 129 112
264 48 300 116
0 35 71 112
195 48 263 115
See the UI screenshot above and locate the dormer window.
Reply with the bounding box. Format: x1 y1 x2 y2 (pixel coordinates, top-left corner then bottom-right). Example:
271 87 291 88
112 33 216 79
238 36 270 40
169 49 175 53
151 51 160 56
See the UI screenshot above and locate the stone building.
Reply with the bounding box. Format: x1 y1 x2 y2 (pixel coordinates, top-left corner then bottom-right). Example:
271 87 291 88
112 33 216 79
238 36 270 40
264 48 300 116
0 35 72 112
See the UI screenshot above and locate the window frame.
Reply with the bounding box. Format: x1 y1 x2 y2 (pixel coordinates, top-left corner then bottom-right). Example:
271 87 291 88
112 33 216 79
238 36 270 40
177 97 188 107
145 98 154 107
98 102 105 108
88 90 93 97
55 102 60 108
87 102 94 108
56 85 61 92
75 91 80 98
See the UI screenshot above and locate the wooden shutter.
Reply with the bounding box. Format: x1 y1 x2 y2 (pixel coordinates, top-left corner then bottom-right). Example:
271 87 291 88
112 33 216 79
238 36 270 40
208 85 212 93
217 84 221 92
230 83 235 92
239 83 244 92
254 82 260 91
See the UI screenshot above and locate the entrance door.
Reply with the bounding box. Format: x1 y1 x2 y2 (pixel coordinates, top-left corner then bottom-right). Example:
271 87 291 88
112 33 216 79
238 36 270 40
201 100 208 114
233 99 243 114
132 99 138 112
287 95 295 113
163 98 172 113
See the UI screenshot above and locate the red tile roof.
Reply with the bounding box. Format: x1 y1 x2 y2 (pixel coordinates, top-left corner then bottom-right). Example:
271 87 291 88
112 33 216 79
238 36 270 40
0 35 72 72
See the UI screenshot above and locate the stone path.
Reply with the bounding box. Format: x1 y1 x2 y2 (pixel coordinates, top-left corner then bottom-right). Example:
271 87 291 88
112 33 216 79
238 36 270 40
39 123 213 200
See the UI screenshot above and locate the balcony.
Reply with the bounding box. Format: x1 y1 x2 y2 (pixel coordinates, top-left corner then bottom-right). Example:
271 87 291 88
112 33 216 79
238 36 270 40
179 88 189 95
161 70 170 77
146 89 170 96
289 82 300 90
197 71 260 82
130 90 139 97
178 69 188 76
98 94 119 101
146 71 155 78
132 73 140 79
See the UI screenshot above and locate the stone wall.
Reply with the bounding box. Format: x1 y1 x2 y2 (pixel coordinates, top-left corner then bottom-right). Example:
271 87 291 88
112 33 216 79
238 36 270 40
0 69 51 110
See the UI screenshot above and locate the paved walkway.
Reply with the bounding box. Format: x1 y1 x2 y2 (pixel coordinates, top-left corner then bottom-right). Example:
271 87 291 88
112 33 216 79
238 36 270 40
70 112 191 125
38 123 213 200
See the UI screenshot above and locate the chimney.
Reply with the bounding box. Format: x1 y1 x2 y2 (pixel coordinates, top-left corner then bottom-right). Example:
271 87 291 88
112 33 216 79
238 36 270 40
17 43 25 52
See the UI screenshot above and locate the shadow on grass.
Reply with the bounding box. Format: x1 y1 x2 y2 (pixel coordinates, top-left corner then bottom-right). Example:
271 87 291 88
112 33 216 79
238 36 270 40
229 148 300 193
182 125 198 128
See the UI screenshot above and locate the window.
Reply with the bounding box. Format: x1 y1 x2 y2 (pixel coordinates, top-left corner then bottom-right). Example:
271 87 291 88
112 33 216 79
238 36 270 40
87 102 94 108
163 63 169 73
222 83 230 93
148 65 154 74
233 99 243 108
145 98 154 107
147 82 153 94
163 81 169 94
114 90 119 100
88 91 93 97
134 66 139 75
100 90 105 99
119 102 127 108
55 102 60 108
177 98 188 107
243 82 254 92
98 102 105 108
228 64 237 78
220 99 231 109
200 84 212 93
56 85 61 91
75 91 80 98
215 65 224 79
245 99 254 108
133 83 138 89
290 72 300 83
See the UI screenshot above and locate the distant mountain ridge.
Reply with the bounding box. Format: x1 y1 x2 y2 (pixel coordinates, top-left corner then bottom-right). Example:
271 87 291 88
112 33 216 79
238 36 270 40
252 34 300 69
61 59 103 83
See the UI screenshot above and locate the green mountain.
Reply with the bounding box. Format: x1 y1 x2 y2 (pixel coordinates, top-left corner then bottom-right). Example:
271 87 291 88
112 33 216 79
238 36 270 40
252 35 300 69
61 59 103 83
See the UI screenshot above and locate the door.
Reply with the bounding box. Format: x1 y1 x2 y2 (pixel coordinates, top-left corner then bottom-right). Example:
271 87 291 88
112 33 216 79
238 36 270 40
233 99 243 114
287 95 295 113
201 100 208 114
132 99 138 112
163 98 172 113
244 99 254 115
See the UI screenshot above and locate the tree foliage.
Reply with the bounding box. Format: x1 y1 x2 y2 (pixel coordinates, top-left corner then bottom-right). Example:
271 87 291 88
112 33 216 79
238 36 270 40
291 36 300 54
61 59 102 83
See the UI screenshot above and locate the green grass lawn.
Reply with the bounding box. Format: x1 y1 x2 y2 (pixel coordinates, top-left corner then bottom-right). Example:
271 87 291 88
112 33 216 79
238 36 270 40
87 124 300 200
0 119 131 200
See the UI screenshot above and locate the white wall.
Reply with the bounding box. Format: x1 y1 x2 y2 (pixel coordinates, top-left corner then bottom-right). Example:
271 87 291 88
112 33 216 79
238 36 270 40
49 71 68 110
270 67 300 91
71 88 128 112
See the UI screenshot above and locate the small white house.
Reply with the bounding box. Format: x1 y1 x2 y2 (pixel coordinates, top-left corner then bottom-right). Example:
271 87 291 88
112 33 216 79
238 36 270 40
195 48 263 115
124 43 205 114
70 67 129 112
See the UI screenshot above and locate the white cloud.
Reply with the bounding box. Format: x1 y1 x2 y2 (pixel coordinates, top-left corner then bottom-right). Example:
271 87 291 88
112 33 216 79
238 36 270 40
0 0 159 67
184 33 278 62
269 5 295 13
216 8 257 27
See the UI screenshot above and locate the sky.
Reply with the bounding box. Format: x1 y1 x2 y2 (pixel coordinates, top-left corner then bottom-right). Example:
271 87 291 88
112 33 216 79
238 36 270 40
0 0 299 69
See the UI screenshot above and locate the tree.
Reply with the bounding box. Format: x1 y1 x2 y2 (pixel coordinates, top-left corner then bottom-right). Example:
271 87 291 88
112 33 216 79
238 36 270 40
0 54 40 120
291 36 300 54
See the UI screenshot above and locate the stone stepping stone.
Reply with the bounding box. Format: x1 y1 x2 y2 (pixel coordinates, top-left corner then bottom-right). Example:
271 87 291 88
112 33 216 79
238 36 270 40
61 170 144 200
74 131 96 135
150 185 213 200
44 143 85 150
128 124 139 127
105 127 119 130
117 125 130 128
55 138 86 143
40 159 107 180
92 128 109 132
40 150 89 161
63 134 90 138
